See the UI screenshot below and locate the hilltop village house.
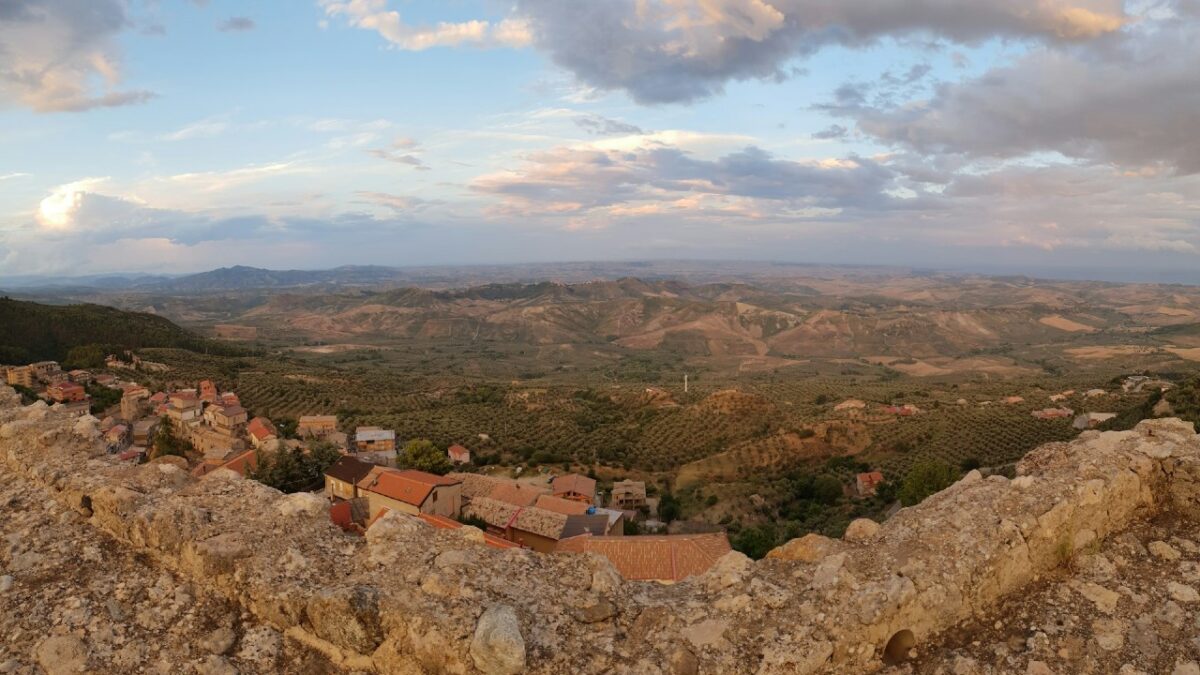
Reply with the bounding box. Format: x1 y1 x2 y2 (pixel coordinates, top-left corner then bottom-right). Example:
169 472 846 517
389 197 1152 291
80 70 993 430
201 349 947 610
447 444 471 465
856 471 885 498
552 474 597 503
356 467 463 519
324 455 376 502
298 415 338 439
609 480 648 510
355 427 396 453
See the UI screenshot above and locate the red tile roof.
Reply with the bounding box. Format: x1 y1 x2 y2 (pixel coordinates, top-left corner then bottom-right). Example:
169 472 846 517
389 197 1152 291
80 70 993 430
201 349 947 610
358 468 458 507
218 449 258 477
395 469 460 486
556 533 732 582
552 473 596 499
247 417 277 442
448 444 471 462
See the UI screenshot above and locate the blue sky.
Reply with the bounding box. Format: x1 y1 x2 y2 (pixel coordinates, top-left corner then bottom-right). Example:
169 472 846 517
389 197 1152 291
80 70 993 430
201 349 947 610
2 0 1199 278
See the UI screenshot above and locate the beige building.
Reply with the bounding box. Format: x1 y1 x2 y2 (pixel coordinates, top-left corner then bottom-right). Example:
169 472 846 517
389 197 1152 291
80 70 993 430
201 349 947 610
298 415 338 438
356 468 462 519
323 456 376 502
5 366 34 388
464 497 609 554
207 404 248 436
610 480 647 510
120 388 150 422
355 427 396 453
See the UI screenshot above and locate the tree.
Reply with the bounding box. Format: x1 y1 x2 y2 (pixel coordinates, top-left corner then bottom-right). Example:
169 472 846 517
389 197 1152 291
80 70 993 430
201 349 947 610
732 522 778 560
396 439 453 475
150 418 191 460
812 474 843 505
898 460 956 506
658 490 681 522
251 441 342 493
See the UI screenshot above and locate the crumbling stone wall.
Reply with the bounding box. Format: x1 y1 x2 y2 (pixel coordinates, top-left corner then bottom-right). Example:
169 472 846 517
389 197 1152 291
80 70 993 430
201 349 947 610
1 384 1197 674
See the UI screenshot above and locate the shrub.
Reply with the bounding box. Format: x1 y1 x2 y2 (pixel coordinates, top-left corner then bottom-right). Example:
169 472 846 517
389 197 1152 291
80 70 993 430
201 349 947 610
898 459 956 506
396 439 453 475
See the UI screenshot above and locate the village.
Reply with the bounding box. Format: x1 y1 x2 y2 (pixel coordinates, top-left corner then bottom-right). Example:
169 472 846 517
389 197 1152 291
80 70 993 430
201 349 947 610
3 355 739 583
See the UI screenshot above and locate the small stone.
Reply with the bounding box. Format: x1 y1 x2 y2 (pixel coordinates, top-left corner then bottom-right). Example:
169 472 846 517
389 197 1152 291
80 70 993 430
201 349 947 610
200 627 237 655
1028 661 1054 675
1150 541 1182 561
668 647 699 675
470 605 526 675
1074 581 1120 614
1173 661 1200 675
1168 582 1199 603
35 636 88 675
196 655 238 675
0 575 13 593
574 599 616 624
1093 618 1126 651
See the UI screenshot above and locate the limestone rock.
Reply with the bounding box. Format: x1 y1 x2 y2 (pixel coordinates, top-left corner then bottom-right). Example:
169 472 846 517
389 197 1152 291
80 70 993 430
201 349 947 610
306 585 385 654
200 627 238 655
1167 582 1199 603
843 518 881 543
1150 541 1182 561
470 605 526 675
767 533 842 562
35 636 88 674
276 492 327 519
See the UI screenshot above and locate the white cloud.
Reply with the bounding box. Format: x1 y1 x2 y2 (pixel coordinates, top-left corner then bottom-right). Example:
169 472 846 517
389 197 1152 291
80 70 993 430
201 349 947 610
318 0 531 50
36 177 110 229
0 0 155 112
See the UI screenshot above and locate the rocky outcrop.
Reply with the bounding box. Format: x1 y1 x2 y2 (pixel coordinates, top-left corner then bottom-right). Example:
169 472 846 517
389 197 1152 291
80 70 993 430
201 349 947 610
2 384 1199 673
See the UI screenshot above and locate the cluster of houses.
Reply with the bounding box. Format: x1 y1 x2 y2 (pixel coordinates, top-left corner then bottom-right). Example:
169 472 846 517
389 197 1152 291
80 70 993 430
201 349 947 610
4 360 103 416
322 459 731 582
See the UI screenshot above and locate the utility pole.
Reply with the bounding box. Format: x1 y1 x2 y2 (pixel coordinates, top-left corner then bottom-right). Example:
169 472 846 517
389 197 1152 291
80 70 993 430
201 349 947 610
684 373 688 394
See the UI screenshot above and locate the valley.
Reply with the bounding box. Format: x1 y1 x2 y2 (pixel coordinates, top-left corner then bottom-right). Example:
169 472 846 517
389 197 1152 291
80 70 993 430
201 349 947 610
11 262 1195 554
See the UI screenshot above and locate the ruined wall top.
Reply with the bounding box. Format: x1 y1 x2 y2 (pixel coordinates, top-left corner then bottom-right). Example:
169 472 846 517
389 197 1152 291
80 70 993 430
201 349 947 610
2 384 1198 674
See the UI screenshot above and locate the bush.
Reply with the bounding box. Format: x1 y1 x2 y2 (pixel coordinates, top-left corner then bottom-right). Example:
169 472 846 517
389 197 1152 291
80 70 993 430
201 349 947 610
812 474 843 505
396 439 454 475
898 459 956 506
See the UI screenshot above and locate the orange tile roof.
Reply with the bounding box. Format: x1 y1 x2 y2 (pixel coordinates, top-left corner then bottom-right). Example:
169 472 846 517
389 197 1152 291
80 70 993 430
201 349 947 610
247 417 277 442
448 444 471 462
218 449 258 477
535 494 590 516
358 468 457 507
394 469 460 487
555 533 732 583
552 473 596 499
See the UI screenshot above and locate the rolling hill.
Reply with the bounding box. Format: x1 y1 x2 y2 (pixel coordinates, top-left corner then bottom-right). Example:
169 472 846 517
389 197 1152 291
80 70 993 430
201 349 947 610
0 297 243 365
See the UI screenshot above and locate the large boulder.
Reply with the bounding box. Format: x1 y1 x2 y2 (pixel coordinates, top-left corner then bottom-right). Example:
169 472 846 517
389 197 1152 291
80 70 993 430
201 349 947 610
470 604 526 675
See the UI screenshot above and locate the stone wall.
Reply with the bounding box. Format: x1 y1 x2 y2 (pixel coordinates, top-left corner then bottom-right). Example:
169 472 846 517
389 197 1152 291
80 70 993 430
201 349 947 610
1 384 1198 674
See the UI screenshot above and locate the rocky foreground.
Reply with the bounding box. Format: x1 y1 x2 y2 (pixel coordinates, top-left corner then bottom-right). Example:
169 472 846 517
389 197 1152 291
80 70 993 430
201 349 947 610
3 384 1200 673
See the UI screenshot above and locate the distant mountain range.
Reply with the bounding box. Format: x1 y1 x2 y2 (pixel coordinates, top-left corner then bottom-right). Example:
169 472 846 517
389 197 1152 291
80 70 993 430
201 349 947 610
0 261 922 293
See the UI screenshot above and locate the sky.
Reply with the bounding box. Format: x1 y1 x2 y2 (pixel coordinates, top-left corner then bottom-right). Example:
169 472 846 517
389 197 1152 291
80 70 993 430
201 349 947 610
1 0 1199 278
